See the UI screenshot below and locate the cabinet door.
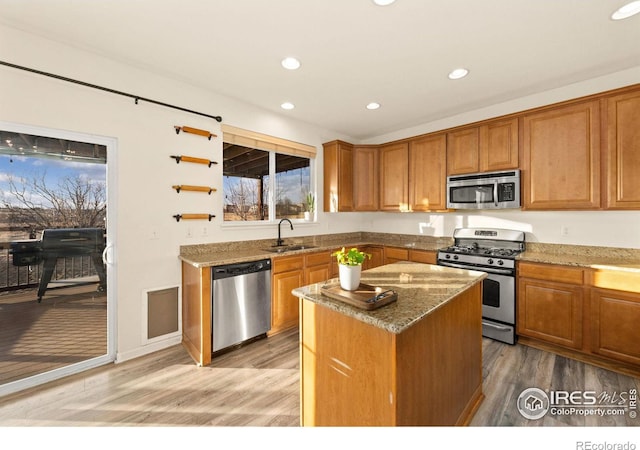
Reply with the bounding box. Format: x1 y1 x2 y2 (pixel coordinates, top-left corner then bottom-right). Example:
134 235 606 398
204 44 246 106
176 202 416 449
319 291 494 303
353 145 379 211
447 127 480 175
379 142 409 211
409 134 447 211
590 288 640 365
480 117 519 172
517 277 584 349
322 140 353 212
409 249 437 265
522 100 601 209
605 89 640 209
384 247 409 265
362 246 384 271
271 269 304 334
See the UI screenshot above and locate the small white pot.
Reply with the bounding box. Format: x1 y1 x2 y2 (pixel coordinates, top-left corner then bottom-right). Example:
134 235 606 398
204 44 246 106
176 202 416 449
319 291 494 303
339 264 362 291
304 211 311 221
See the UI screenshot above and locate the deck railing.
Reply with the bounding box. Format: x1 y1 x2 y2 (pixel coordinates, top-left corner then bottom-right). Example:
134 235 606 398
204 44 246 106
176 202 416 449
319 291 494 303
0 241 99 292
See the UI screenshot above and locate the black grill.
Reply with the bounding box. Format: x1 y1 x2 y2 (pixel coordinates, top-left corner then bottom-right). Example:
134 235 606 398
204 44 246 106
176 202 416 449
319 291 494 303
9 228 106 302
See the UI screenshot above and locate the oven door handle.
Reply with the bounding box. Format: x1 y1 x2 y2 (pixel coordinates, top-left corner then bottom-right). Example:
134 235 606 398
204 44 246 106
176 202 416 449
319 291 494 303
438 261 514 276
482 320 513 332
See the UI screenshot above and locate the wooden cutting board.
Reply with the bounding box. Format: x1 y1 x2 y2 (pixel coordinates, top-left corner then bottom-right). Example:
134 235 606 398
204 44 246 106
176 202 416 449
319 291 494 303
320 282 397 310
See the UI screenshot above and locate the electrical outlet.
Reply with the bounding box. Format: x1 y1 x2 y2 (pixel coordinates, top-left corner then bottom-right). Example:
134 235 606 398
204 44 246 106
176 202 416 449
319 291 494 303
186 228 193 238
202 227 208 237
561 226 569 237
149 229 160 240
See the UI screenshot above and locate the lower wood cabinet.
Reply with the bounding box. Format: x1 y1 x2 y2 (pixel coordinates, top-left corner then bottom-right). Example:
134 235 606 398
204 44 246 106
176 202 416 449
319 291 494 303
590 287 640 366
409 249 437 265
517 276 584 349
384 246 409 264
271 251 332 335
517 261 640 374
363 246 384 271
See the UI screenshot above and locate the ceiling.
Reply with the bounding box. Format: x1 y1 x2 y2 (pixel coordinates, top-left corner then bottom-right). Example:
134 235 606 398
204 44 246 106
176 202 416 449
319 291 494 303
0 0 639 140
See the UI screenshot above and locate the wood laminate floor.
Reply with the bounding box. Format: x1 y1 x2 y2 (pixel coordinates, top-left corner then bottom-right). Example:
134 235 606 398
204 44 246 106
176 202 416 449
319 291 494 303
0 327 638 428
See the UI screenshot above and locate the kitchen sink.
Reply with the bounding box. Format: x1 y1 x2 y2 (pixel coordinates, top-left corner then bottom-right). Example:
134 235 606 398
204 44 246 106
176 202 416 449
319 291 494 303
263 244 317 253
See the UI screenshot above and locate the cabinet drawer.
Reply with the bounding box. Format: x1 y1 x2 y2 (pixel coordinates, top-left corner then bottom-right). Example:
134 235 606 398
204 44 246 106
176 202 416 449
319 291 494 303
409 249 436 265
518 261 584 285
385 247 409 260
305 251 331 267
272 255 304 274
587 268 640 294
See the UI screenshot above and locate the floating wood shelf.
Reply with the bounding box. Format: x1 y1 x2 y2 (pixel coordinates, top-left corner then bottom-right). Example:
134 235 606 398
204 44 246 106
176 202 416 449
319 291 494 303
170 155 217 167
174 125 217 140
173 214 215 222
172 185 216 194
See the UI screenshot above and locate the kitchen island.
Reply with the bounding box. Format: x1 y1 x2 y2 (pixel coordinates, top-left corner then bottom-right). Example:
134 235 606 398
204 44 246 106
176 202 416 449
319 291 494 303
292 261 487 426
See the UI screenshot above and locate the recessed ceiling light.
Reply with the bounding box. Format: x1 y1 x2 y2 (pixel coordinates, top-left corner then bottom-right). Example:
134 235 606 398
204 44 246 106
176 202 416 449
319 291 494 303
281 57 301 70
373 0 396 5
366 102 381 110
281 102 295 110
448 68 469 80
611 1 640 20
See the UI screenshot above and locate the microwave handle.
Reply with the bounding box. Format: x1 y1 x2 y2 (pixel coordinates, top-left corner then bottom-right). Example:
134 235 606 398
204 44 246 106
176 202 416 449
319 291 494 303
493 182 498 207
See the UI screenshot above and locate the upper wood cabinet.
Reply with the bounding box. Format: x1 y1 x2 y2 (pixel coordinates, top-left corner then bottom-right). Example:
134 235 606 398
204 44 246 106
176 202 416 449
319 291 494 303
353 145 379 211
322 140 353 212
408 134 447 211
446 118 519 175
522 100 601 209
605 88 640 209
379 142 409 211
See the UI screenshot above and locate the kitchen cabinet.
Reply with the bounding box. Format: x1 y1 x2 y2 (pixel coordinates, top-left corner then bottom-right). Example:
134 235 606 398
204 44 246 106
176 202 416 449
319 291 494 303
521 100 601 209
353 145 379 211
363 245 384 271
518 261 640 375
408 134 447 211
384 246 409 264
590 288 640 366
517 263 585 349
604 88 640 209
272 250 332 335
446 118 519 175
379 142 409 211
409 249 437 265
271 255 304 335
322 140 353 212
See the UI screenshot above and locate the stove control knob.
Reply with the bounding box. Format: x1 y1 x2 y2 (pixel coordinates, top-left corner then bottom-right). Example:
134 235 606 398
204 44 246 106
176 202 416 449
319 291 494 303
487 258 494 265
497 260 504 266
445 254 451 260
453 255 459 260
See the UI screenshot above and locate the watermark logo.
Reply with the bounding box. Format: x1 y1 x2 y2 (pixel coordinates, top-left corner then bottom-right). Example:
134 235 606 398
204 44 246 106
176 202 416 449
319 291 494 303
517 387 550 419
517 387 637 420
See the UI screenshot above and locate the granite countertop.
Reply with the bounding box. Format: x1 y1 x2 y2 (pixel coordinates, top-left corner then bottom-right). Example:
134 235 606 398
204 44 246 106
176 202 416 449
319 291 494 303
179 231 640 274
292 261 487 334
179 232 449 268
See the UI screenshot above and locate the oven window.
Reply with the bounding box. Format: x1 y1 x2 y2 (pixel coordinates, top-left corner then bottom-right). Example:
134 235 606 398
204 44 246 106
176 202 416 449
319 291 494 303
483 278 501 308
450 185 495 204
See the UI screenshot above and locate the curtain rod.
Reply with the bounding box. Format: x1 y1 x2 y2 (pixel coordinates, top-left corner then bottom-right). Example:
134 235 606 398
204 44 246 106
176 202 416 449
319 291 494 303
0 60 223 122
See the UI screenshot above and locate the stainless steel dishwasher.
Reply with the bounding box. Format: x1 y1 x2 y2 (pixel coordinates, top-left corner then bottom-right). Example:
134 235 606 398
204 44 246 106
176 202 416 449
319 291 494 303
211 259 271 354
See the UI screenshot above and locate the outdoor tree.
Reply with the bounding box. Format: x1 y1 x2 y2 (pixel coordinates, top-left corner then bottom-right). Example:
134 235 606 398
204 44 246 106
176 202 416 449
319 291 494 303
1 171 106 233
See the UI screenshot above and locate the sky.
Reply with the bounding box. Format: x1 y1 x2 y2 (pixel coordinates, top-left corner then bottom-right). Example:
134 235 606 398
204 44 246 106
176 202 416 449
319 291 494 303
0 153 106 208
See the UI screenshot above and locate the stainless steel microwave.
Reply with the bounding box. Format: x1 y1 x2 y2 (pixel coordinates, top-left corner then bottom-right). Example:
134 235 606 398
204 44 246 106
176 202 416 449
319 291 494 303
446 170 521 210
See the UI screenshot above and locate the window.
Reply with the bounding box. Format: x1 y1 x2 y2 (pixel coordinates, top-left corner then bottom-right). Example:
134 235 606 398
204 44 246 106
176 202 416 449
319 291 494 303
222 125 315 222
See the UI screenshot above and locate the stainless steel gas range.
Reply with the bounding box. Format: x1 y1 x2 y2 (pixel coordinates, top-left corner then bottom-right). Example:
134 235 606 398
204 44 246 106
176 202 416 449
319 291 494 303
437 228 525 345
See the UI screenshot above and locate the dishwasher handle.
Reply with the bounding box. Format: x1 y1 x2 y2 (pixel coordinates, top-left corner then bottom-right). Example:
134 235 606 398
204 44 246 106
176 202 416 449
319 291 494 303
212 259 271 280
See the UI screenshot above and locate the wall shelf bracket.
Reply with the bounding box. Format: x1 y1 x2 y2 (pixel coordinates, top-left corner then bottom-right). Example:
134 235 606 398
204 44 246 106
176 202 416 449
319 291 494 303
173 214 215 222
172 185 216 195
170 155 217 167
174 125 217 140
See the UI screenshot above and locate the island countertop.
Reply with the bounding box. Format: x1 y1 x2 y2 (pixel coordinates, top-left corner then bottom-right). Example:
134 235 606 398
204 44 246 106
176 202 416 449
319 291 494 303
292 261 487 334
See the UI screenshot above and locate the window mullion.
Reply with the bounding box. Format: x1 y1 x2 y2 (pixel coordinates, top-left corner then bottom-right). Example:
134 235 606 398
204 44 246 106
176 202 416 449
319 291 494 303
269 151 276 222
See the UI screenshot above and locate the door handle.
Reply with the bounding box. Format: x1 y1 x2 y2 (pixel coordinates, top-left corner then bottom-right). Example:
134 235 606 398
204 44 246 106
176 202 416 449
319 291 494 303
102 244 114 265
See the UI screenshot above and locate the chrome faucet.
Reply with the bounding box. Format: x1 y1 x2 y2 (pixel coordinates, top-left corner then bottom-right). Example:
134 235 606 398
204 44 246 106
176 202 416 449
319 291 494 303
276 218 293 247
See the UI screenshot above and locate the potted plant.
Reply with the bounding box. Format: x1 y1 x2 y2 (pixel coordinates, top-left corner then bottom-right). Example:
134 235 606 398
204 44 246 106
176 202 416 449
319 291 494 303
331 247 371 291
304 192 315 221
